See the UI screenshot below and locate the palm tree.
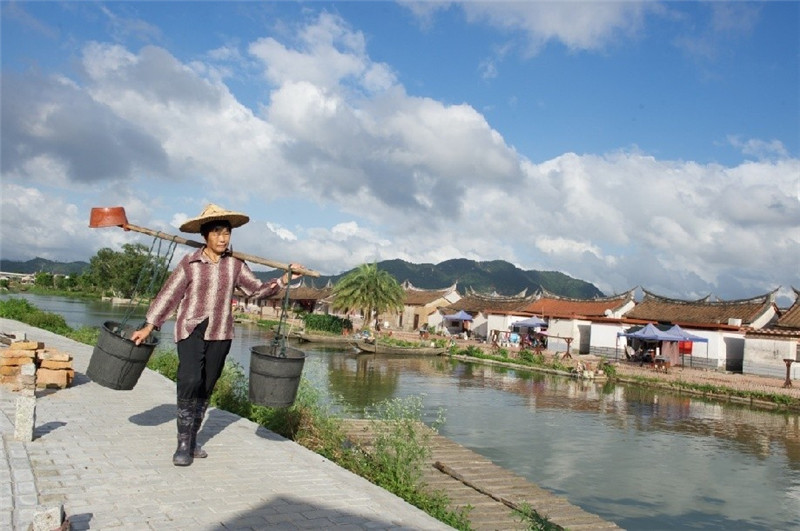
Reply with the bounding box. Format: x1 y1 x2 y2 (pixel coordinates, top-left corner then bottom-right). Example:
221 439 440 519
332 263 405 330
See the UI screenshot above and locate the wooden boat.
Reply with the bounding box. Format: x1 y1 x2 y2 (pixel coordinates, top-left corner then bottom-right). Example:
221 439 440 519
291 331 356 345
352 339 447 356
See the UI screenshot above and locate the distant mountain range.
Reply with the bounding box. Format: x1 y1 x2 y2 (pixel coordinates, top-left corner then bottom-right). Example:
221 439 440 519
259 258 604 299
3 256 603 299
1 257 89 276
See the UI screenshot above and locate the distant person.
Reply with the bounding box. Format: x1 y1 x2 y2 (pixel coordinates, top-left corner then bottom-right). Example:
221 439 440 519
131 204 303 466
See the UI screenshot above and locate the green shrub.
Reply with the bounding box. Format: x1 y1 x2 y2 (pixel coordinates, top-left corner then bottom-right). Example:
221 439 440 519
0 298 70 335
354 397 471 529
146 349 180 381
66 326 100 345
26 312 71 335
255 318 281 331
516 502 562 530
463 345 484 357
302 313 352 334
598 359 617 378
0 298 38 319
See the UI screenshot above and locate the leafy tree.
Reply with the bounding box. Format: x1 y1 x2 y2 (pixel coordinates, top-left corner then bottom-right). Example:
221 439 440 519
75 271 95 291
34 272 54 288
86 243 170 299
331 263 404 330
53 274 77 291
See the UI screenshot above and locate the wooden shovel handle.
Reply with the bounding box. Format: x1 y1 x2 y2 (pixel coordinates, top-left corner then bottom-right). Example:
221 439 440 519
122 223 320 277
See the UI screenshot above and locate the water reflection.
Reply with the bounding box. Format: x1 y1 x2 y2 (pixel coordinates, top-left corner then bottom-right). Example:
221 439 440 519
324 352 400 408
304 349 800 530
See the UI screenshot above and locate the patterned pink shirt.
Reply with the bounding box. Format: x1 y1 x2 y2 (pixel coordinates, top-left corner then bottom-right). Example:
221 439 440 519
146 247 283 342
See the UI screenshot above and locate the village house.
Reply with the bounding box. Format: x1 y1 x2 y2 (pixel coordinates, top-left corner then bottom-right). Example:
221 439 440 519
438 287 538 342
520 289 636 355
742 288 800 380
238 270 796 380
622 289 779 371
233 279 334 319
362 281 461 332
388 281 461 332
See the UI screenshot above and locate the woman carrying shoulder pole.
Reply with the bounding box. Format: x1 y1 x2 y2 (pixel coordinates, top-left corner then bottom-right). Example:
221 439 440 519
131 204 303 466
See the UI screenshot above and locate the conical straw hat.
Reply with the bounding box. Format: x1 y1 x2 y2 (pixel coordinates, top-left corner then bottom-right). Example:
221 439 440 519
179 204 250 233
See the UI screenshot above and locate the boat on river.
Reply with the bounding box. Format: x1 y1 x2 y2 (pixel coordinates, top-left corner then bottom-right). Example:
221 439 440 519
352 339 447 356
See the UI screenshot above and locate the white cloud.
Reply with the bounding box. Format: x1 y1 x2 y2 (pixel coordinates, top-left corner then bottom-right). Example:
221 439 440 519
249 12 394 93
266 222 297 241
2 9 797 304
1 183 122 262
459 1 650 53
727 135 789 161
99 5 162 44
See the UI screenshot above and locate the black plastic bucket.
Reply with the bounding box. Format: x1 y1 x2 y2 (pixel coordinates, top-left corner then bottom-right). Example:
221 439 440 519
249 344 306 408
87 321 158 390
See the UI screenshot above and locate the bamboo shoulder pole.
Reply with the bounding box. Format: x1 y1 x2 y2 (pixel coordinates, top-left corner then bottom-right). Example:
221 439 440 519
123 223 320 277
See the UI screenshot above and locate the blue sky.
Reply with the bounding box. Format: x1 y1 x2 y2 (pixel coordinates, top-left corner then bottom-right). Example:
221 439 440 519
2 1 798 305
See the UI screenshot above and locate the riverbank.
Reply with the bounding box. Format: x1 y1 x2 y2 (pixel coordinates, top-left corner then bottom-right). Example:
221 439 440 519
0 318 452 530
379 329 800 412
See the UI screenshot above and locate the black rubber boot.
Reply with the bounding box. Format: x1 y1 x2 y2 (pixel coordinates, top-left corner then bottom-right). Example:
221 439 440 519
173 398 195 466
191 399 209 458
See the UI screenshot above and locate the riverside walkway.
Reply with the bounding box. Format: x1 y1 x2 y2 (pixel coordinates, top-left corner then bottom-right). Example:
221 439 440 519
0 319 452 530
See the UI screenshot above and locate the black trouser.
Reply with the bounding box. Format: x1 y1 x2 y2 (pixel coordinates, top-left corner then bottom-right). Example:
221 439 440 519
176 319 232 400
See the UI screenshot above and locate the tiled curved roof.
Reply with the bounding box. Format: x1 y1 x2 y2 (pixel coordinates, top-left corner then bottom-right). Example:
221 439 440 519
626 289 775 325
264 280 332 301
401 282 458 306
521 288 634 318
776 287 800 330
444 288 537 314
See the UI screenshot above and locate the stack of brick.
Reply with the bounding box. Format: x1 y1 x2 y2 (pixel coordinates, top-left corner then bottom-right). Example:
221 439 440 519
0 335 75 390
36 348 75 389
0 338 40 391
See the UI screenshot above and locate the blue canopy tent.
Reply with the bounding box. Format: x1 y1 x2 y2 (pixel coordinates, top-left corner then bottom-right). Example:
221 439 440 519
665 324 709 367
664 324 708 343
511 317 547 329
443 309 474 338
444 310 473 321
617 323 678 342
617 323 676 364
618 323 708 367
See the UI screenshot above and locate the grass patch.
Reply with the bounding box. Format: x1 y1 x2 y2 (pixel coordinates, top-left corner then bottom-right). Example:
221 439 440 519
516 502 563 530
456 345 572 373
377 336 450 349
0 297 99 345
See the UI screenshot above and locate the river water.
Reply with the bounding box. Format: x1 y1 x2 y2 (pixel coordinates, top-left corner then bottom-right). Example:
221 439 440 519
3 293 799 530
